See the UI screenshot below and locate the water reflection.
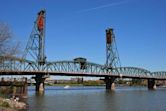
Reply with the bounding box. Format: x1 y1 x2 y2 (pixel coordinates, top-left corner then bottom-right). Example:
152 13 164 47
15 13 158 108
27 86 166 111
35 91 45 96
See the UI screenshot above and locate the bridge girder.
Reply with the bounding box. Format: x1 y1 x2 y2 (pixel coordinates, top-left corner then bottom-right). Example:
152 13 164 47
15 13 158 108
151 71 166 79
1 56 166 79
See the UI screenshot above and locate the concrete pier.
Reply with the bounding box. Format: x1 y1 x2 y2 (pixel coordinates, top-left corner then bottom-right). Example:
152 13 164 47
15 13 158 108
33 75 46 93
105 76 116 90
148 79 156 90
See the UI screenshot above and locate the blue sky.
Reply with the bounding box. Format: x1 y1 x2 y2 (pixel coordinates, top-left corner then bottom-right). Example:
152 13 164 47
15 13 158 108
0 0 166 72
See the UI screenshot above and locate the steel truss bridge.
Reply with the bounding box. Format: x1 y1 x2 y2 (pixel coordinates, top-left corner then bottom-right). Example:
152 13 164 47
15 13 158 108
0 10 166 91
0 55 166 80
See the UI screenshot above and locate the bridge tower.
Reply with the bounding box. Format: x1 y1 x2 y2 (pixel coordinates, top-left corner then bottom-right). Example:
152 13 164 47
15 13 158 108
105 28 121 90
105 28 120 69
23 10 46 66
23 10 47 93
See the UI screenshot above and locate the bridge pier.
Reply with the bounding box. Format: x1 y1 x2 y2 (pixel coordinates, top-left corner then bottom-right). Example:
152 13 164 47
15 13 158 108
105 76 116 90
33 75 46 93
148 79 156 90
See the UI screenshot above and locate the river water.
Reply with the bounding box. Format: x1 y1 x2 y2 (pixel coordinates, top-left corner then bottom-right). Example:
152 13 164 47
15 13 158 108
27 86 166 111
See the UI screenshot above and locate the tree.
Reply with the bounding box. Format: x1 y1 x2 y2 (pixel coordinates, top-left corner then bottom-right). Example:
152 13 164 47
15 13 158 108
0 22 20 56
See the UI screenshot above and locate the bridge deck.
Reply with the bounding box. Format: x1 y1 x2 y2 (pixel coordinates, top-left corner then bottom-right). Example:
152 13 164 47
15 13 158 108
0 71 166 80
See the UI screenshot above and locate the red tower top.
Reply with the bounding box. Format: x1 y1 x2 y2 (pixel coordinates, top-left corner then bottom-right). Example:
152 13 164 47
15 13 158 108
37 10 45 32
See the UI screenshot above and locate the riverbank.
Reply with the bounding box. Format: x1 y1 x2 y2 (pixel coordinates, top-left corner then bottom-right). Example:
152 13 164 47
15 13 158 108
44 79 150 87
0 97 27 111
45 80 105 86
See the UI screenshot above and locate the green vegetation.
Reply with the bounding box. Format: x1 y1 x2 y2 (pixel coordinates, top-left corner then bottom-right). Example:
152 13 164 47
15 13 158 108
0 86 13 98
116 79 127 84
83 80 104 86
131 79 147 86
0 100 10 108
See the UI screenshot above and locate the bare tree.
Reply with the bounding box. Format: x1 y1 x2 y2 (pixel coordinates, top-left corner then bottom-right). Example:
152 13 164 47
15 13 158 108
0 22 20 56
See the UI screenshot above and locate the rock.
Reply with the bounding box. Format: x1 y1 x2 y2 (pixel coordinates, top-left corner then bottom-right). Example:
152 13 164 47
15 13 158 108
0 107 15 111
0 97 27 111
14 102 26 110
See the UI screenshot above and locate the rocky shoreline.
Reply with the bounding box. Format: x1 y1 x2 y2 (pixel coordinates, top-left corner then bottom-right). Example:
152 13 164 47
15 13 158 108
0 97 27 111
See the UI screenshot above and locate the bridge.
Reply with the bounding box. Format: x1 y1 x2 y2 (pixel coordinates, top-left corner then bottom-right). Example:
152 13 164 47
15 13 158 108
0 10 166 92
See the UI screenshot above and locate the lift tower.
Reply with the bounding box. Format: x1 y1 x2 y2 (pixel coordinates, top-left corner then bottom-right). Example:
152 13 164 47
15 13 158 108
37 10 46 66
105 28 121 90
106 28 120 68
23 10 46 69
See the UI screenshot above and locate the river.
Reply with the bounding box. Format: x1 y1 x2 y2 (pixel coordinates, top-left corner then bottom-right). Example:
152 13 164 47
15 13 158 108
27 86 166 111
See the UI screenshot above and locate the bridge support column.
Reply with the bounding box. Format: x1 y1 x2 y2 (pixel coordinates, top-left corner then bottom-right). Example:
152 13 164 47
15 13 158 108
105 77 116 90
148 79 156 90
33 75 46 93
